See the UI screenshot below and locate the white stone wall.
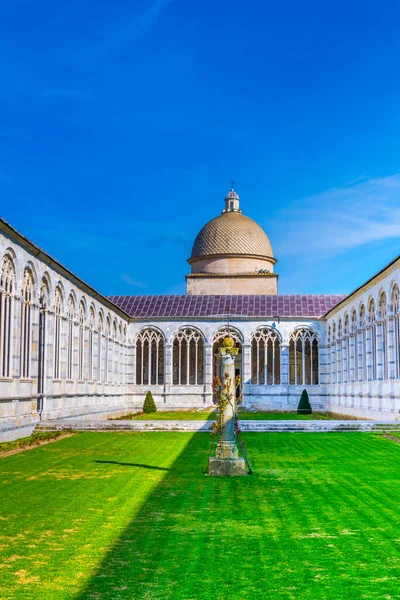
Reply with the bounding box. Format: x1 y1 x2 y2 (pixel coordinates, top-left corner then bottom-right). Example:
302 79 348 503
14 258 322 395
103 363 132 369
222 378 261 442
325 257 400 419
2 219 399 441
0 225 134 441
128 318 327 412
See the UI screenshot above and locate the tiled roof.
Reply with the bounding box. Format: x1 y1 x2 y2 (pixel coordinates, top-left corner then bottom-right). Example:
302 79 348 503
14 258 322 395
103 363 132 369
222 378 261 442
190 212 274 259
108 294 346 319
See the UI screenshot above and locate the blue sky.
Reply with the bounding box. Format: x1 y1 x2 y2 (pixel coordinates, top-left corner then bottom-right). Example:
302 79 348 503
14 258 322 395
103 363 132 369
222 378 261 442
1 0 400 296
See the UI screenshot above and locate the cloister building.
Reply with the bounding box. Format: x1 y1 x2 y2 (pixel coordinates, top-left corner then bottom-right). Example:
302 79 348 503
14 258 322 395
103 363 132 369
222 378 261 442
1 188 399 440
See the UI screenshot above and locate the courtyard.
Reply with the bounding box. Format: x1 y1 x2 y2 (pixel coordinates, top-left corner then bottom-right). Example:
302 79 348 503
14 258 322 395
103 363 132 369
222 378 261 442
1 431 400 599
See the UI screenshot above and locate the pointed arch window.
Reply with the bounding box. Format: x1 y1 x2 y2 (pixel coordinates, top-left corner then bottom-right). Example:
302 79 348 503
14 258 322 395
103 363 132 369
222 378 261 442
212 328 242 381
0 255 15 378
20 268 33 378
173 328 204 385
392 285 400 379
369 299 376 381
250 327 281 384
67 295 75 380
136 328 165 385
97 314 103 382
359 304 366 381
112 320 117 383
78 301 85 381
343 314 350 383
88 307 95 381
289 328 319 385
332 323 337 383
379 292 388 380
337 320 343 383
105 317 111 383
117 323 123 383
37 278 48 412
352 309 358 382
53 287 62 379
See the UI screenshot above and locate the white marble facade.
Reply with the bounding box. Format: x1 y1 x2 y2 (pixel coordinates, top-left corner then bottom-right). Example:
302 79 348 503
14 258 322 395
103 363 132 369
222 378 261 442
325 255 400 420
1 218 400 441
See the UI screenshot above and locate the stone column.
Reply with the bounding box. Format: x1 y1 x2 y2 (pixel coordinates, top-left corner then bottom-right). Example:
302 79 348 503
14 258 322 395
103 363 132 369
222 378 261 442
242 343 251 385
164 342 172 404
215 350 238 459
280 344 289 385
387 315 396 380
208 337 246 476
204 342 214 406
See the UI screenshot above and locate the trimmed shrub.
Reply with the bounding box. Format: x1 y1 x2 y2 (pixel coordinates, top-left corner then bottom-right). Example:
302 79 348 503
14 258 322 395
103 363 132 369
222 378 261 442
297 389 312 414
143 391 157 414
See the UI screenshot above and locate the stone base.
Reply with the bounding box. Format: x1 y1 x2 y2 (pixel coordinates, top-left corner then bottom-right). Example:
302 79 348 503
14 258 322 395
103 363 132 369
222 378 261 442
208 457 247 476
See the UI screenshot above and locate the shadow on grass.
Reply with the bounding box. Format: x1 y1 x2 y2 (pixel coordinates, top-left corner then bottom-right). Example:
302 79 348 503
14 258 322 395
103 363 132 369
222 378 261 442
76 433 229 600
94 460 170 471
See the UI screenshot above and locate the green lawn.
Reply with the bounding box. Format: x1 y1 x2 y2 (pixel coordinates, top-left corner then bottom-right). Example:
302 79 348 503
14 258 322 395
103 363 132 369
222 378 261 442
124 410 331 420
1 432 400 599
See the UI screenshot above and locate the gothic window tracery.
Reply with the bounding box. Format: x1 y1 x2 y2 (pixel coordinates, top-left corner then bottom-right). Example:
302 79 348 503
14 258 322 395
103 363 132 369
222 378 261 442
359 304 366 383
112 320 117 383
136 328 165 385
369 299 377 380
392 284 400 379
343 314 350 383
332 323 337 383
78 301 85 381
105 317 111 383
173 328 204 385
289 327 319 385
97 314 103 382
352 309 358 381
0 255 15 378
67 294 75 380
250 327 280 385
53 286 62 379
88 307 95 381
379 292 388 380
20 268 33 379
212 328 242 381
337 320 343 383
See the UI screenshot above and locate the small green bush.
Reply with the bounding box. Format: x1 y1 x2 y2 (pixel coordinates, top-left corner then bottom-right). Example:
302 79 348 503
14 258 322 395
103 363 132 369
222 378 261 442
297 389 312 414
143 391 157 414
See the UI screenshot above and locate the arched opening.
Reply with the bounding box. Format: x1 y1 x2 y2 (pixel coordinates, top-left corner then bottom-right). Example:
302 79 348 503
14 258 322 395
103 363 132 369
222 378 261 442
289 328 319 385
53 286 62 379
250 327 280 384
172 328 204 385
20 267 33 379
0 255 15 378
136 328 165 385
212 329 242 400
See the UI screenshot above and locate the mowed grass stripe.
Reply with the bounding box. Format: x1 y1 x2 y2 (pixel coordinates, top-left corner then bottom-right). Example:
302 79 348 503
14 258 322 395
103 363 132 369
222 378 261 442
0 432 191 599
127 411 331 420
1 432 400 599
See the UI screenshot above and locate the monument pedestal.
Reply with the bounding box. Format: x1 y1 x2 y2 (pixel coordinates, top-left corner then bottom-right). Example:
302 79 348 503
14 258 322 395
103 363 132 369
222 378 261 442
208 457 246 476
208 338 247 476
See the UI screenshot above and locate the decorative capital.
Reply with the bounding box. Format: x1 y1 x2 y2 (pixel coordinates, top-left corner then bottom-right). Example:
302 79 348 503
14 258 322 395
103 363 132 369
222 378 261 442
219 347 239 357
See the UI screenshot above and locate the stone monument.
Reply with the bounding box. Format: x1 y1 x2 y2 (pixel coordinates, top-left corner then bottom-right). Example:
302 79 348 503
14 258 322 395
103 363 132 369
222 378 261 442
208 336 247 476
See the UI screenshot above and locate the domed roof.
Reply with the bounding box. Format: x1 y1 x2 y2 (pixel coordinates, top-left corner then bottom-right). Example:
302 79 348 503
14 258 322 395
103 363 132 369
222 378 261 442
190 211 274 260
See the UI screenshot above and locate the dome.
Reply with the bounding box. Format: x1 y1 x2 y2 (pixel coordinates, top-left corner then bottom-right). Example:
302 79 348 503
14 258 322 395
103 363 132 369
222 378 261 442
190 211 274 261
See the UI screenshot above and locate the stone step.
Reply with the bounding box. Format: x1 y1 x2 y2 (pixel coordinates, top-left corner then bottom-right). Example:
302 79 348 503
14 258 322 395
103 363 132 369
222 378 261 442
35 419 400 434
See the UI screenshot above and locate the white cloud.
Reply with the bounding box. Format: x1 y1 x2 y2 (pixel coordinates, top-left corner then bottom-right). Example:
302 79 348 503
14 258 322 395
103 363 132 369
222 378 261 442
121 274 148 288
271 174 400 259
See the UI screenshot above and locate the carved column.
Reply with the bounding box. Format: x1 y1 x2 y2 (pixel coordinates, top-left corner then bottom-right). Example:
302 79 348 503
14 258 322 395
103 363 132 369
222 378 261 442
204 342 213 405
